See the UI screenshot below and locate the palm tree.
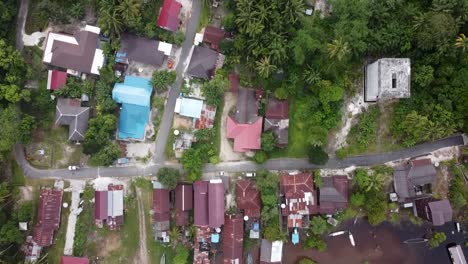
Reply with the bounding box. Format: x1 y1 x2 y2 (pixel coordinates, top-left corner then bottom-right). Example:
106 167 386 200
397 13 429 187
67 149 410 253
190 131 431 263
168 226 180 249
116 0 141 23
99 8 123 37
455 33 468 52
304 66 321 85
364 173 385 192
268 33 287 64
327 38 350 61
254 4 270 25
282 0 305 24
255 56 277 79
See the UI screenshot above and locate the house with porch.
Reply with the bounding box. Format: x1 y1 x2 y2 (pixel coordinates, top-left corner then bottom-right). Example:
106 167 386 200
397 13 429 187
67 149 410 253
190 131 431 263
55 98 90 142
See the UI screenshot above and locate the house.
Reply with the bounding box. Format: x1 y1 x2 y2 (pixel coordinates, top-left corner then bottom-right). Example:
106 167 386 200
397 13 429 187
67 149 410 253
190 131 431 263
187 46 224 79
203 26 226 51
193 180 225 228
43 25 104 75
175 184 193 226
175 97 204 119
32 188 64 247
153 181 170 242
414 198 453 226
157 0 182 32
264 98 289 147
118 33 172 68
47 70 67 90
280 172 318 228
223 214 244 264
61 256 89 264
94 184 124 229
236 180 261 218
393 159 437 202
55 98 90 142
227 89 263 152
318 176 349 214
260 239 283 264
112 76 153 140
365 58 411 102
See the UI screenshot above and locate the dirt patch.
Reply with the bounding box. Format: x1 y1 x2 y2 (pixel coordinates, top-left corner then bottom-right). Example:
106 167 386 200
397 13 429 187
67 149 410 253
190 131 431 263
133 189 148 264
98 233 122 258
173 115 193 130
219 92 244 162
19 186 33 201
433 164 450 199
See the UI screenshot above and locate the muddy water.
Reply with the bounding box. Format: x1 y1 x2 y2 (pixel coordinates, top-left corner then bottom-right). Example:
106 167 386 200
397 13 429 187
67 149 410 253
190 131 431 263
283 220 466 264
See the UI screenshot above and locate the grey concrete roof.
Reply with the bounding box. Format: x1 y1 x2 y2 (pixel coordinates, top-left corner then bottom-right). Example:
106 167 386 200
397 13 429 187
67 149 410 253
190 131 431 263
393 159 436 201
187 46 218 79
233 88 259 124
55 98 90 141
120 33 165 67
428 200 453 226
365 58 411 102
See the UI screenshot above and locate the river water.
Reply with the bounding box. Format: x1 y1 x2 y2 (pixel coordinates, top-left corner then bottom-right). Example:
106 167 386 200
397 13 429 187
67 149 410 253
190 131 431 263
283 219 468 264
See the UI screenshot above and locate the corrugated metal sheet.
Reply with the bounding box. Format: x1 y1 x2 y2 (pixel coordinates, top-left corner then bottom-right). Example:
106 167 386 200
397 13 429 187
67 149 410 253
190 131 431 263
208 180 224 228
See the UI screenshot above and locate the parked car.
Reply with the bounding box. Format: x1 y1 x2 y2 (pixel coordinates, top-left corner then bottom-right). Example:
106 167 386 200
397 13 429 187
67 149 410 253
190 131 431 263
68 166 78 171
244 172 256 178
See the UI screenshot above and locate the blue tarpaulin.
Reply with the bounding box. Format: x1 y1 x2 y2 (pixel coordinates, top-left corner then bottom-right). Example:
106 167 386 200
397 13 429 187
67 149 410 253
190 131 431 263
292 230 299 245
211 233 220 243
112 76 153 140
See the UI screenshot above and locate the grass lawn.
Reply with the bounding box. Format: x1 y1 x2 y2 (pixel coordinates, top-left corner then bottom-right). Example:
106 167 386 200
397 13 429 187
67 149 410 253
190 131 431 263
269 99 308 158
198 0 211 31
213 100 223 157
45 191 71 264
11 159 26 186
165 129 176 160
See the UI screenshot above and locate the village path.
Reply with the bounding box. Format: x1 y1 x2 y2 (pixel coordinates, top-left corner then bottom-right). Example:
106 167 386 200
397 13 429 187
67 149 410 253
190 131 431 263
135 188 149 264
153 0 202 163
16 0 29 51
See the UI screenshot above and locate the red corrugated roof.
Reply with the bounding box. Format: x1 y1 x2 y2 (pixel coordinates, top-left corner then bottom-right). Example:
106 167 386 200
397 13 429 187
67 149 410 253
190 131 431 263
203 26 226 51
95 191 108 221
156 0 182 32
33 189 63 247
48 70 67 90
61 256 89 264
176 184 193 211
265 98 289 119
226 116 263 152
236 180 261 218
194 181 209 227
223 214 244 264
280 172 317 216
153 188 170 222
208 181 224 228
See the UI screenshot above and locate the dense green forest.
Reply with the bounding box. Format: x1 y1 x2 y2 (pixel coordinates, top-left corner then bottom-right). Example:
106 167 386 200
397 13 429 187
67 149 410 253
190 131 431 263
222 0 468 159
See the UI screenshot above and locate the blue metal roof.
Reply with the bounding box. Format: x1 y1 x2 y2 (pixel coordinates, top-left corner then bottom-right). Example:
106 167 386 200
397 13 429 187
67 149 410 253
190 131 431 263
177 97 203 119
113 76 153 140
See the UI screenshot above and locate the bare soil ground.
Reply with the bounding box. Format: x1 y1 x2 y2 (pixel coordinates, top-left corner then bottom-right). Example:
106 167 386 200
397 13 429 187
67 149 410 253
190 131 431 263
433 164 450 200
19 186 33 201
173 115 193 130
134 188 149 264
219 92 243 162
97 233 122 258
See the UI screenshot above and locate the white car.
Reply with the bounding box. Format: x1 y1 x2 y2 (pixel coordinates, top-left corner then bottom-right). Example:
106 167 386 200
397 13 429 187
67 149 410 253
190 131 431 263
68 166 78 171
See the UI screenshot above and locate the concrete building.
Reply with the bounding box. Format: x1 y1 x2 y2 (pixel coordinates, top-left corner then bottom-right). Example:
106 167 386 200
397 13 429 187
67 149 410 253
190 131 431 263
365 58 411 102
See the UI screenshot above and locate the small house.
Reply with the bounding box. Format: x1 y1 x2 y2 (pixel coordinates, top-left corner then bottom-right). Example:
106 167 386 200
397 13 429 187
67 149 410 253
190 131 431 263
47 70 67 90
393 159 436 202
187 46 224 79
203 26 227 51
153 181 170 242
42 25 104 76
318 176 349 214
55 98 90 142
156 0 182 32
280 172 318 228
118 33 172 70
365 58 411 102
414 198 453 226
32 188 63 247
260 239 283 264
236 180 261 218
94 184 124 230
264 98 289 147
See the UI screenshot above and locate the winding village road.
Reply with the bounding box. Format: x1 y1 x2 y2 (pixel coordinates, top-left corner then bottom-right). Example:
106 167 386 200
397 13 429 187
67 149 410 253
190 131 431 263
12 0 467 180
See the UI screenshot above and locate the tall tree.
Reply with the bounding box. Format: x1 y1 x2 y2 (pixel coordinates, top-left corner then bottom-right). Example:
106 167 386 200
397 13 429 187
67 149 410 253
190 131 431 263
455 33 468 52
255 56 277 79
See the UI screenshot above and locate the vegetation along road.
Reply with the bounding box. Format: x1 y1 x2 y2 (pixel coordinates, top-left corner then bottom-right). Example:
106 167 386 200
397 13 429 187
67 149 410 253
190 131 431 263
14 134 466 179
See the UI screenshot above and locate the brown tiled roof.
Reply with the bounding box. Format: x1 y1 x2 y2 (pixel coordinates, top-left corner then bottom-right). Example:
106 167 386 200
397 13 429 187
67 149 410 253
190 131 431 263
265 98 289 119
203 26 226 51
318 176 349 214
33 189 63 247
223 214 244 264
280 172 317 216
236 180 261 218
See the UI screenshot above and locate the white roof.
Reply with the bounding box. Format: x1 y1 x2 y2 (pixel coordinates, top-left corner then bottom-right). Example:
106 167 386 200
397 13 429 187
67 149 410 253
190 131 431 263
84 25 101 34
158 41 173 56
91 49 104 75
194 33 204 45
19 222 28 230
271 241 283 262
174 98 182 113
43 33 78 63
108 190 124 217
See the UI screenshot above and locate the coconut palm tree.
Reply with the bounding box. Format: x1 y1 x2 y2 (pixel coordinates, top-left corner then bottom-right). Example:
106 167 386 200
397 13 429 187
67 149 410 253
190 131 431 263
99 8 123 37
364 173 385 192
255 56 277 79
116 0 141 23
455 33 468 52
327 38 350 61
304 66 321 85
282 0 305 24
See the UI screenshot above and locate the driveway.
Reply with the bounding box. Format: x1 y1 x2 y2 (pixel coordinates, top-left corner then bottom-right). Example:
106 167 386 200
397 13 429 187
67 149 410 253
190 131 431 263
219 92 243 161
63 180 85 255
153 0 202 163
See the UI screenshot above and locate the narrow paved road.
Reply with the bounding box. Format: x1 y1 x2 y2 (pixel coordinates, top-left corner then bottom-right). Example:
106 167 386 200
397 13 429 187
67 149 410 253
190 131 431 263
16 0 29 51
153 0 201 163
134 188 149 264
14 135 466 179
